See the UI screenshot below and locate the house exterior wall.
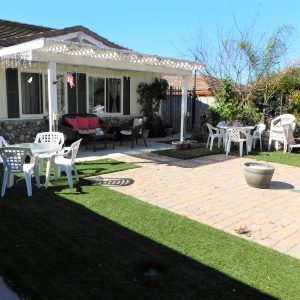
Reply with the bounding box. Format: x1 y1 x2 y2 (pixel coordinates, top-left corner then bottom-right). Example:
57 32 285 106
0 64 159 120
0 68 7 118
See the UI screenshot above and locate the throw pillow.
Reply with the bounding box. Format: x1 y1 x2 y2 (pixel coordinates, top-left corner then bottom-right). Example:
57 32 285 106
77 116 90 130
66 117 79 130
88 116 100 129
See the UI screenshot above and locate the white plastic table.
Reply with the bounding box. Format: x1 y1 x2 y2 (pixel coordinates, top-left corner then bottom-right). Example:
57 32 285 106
217 125 255 152
12 143 62 155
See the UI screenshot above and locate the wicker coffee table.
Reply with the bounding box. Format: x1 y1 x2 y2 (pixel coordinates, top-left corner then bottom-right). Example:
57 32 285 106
83 133 115 152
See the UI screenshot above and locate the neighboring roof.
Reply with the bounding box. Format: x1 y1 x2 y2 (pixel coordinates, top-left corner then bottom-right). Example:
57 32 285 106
0 19 127 50
164 74 220 95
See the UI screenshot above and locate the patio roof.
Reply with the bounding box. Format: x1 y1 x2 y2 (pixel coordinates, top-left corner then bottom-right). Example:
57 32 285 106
0 38 203 75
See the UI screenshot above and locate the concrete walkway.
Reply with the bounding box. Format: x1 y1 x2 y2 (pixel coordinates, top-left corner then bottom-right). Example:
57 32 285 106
82 140 300 260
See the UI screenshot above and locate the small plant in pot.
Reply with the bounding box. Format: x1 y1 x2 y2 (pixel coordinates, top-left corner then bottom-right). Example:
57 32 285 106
163 122 173 136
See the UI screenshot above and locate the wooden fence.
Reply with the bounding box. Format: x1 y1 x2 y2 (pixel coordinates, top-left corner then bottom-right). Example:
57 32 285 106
160 87 210 132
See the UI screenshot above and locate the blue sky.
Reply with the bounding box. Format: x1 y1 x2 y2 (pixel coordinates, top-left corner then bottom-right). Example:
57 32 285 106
0 0 299 63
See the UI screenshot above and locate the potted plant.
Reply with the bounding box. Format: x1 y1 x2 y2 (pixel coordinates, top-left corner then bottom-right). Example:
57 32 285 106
137 78 169 138
164 122 173 136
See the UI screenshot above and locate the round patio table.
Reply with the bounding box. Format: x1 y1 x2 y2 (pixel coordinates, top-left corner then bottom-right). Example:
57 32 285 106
217 125 255 152
12 143 62 155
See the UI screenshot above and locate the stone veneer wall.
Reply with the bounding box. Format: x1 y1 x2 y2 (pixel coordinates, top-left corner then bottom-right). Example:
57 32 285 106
0 119 48 144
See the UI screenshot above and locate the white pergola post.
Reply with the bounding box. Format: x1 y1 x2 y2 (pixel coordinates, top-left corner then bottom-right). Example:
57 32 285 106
180 75 189 142
47 61 57 132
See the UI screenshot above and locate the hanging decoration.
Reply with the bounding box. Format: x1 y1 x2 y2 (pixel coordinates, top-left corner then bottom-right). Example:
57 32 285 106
66 72 75 88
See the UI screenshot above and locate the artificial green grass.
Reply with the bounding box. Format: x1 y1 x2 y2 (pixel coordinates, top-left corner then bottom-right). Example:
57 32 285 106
246 150 300 167
153 143 224 159
0 159 300 299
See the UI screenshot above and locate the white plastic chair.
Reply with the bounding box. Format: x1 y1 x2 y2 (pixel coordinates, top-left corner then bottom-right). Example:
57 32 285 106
268 114 295 150
226 128 248 157
34 132 64 170
45 139 82 188
206 123 224 150
0 136 9 164
252 123 266 150
0 147 40 197
281 124 300 157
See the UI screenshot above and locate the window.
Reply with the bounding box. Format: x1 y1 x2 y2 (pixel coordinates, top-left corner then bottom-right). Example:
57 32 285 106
45 75 65 114
106 78 121 113
88 77 105 113
21 72 43 114
88 77 122 114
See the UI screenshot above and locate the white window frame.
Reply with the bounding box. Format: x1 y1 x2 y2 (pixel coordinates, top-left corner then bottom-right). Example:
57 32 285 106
18 69 46 119
86 74 123 116
43 72 68 116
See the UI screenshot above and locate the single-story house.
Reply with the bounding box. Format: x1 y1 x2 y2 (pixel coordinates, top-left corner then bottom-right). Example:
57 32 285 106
0 19 202 142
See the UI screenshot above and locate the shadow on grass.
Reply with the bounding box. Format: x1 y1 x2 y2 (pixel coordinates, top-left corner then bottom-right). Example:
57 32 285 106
0 180 275 299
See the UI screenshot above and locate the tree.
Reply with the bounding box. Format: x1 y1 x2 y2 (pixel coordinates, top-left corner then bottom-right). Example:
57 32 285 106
188 19 294 122
240 25 294 120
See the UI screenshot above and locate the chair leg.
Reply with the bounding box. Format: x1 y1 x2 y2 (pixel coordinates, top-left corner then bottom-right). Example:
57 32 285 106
252 138 256 149
226 141 231 156
239 141 243 157
65 166 73 188
210 137 214 151
217 137 221 148
54 166 61 179
8 174 14 188
34 160 40 188
131 136 134 149
206 136 210 148
268 138 272 151
142 135 147 147
73 164 79 181
45 161 51 188
259 137 262 151
24 171 33 197
1 169 9 197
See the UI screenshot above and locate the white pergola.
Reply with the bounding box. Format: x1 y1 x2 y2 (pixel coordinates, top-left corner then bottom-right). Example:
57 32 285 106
0 38 203 141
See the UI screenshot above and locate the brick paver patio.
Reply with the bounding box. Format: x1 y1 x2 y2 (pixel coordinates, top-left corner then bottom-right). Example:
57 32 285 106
90 152 300 259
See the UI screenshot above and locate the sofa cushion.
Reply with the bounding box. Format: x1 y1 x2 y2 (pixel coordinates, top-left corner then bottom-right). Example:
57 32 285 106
78 129 96 134
88 116 100 129
66 117 79 130
77 116 90 130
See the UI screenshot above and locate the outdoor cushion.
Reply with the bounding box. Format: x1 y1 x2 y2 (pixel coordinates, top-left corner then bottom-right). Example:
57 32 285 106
77 116 89 130
78 129 96 134
133 118 143 127
88 116 100 129
66 117 79 130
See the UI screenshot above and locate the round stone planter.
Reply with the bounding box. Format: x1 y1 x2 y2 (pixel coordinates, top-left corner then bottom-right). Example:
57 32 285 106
181 141 190 150
244 162 275 189
186 140 200 149
172 141 182 150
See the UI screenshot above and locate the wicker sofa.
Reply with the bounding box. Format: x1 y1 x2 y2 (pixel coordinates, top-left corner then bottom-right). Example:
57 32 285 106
59 113 106 142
